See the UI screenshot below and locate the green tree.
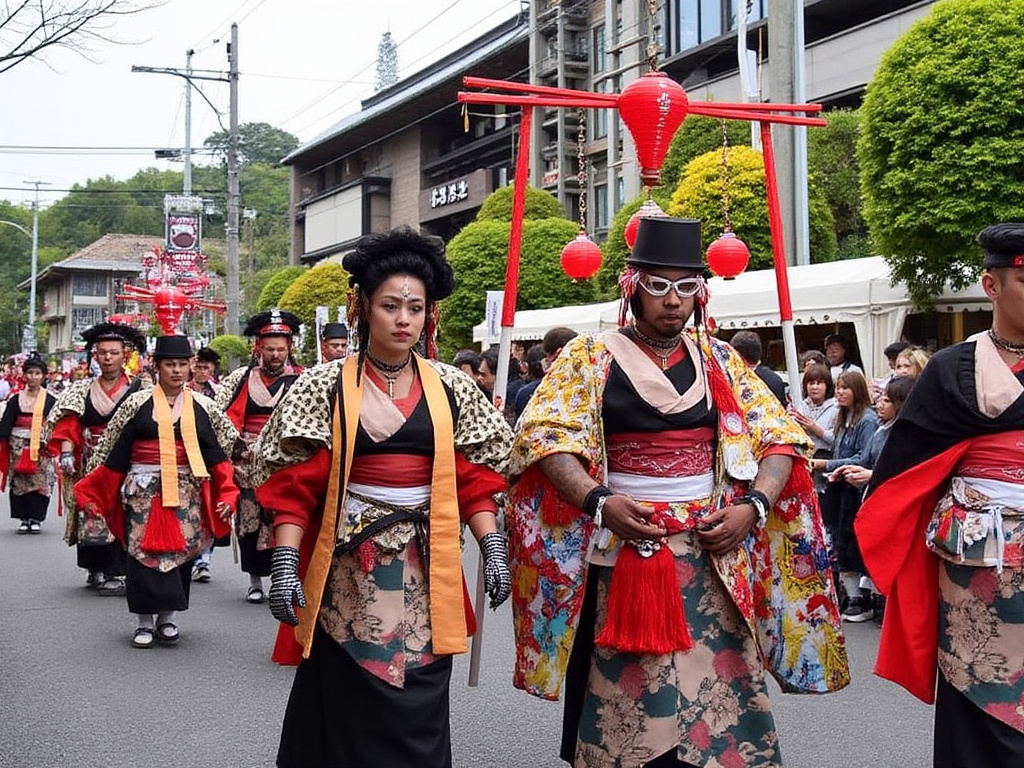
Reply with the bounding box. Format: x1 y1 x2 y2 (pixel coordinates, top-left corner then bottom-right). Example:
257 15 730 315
669 145 837 270
257 265 306 310
441 217 592 358
475 184 565 222
808 109 870 259
204 123 300 167
660 117 751 194
208 334 251 369
858 0 1024 306
278 262 350 362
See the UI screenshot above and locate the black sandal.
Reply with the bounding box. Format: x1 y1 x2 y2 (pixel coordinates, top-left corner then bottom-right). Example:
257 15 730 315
156 623 179 644
131 627 155 649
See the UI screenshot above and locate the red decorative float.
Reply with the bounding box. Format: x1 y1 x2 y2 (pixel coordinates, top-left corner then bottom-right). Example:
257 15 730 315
706 231 751 280
561 232 603 281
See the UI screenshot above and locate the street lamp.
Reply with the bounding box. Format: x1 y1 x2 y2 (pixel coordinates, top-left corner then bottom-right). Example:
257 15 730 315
0 218 37 352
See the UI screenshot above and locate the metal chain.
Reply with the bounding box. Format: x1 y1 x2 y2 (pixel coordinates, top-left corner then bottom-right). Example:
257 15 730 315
576 107 588 229
646 0 660 71
720 118 732 231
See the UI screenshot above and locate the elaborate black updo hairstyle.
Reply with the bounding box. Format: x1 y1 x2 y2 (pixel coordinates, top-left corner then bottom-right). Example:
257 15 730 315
22 352 47 375
343 226 454 304
342 226 455 360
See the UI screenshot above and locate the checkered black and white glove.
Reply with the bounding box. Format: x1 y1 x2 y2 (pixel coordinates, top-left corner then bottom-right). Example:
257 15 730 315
479 531 511 609
269 546 305 626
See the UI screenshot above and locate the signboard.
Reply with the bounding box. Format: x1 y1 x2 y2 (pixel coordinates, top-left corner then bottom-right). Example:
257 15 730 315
484 291 504 347
430 178 470 209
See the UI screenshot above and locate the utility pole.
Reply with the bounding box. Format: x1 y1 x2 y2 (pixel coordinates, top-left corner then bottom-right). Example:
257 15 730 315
225 23 240 336
23 180 49 352
185 48 194 195
768 0 809 266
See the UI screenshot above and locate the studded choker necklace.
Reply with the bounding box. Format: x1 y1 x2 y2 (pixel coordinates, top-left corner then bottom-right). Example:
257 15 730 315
989 329 1024 359
366 350 412 398
630 323 682 370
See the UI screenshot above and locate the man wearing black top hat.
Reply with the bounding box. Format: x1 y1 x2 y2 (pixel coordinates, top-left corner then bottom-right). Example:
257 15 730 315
216 308 303 604
46 322 148 594
858 222 1024 767
510 216 847 768
318 321 348 362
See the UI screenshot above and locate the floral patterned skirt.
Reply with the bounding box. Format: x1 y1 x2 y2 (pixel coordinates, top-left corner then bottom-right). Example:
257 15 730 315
569 532 780 768
938 561 1024 733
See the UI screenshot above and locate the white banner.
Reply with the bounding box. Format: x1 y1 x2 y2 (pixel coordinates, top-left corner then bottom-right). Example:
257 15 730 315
484 291 504 347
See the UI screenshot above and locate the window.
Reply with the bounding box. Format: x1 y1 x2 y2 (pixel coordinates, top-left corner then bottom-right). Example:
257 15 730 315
592 24 607 74
71 273 107 297
594 183 610 230
72 307 104 333
672 0 763 52
592 80 610 140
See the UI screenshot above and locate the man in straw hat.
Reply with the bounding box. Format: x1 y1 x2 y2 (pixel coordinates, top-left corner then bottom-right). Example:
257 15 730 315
509 216 849 768
46 321 148 594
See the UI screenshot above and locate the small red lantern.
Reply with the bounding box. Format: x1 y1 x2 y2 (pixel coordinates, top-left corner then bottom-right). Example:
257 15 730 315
706 231 750 280
623 198 669 249
561 231 603 281
617 72 690 188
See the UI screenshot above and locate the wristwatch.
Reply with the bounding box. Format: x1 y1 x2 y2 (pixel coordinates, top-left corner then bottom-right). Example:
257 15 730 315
736 489 770 526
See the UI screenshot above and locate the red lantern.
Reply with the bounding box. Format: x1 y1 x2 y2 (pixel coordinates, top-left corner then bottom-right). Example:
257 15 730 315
153 285 188 335
706 231 750 280
617 73 690 188
623 198 669 249
560 232 603 281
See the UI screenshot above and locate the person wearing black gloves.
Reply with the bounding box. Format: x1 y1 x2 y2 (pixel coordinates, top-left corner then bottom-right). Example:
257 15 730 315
253 226 513 768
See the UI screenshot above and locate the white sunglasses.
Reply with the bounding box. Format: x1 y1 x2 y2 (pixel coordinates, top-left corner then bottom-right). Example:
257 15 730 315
638 274 705 297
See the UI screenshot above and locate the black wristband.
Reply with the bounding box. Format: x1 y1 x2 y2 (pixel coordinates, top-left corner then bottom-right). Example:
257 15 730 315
747 489 771 510
582 485 613 518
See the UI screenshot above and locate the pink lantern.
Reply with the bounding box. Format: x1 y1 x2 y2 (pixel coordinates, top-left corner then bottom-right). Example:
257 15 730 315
617 73 690 188
624 198 669 249
560 232 603 281
706 231 751 280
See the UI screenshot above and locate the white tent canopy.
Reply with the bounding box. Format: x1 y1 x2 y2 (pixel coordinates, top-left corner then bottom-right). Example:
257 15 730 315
473 257 991 379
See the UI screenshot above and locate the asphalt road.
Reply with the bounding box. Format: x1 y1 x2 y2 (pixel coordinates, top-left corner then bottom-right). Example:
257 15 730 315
0 495 934 768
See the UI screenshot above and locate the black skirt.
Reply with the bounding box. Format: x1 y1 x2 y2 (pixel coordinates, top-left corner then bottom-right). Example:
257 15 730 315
277 625 453 768
238 531 272 576
125 557 193 614
77 541 127 575
10 490 49 521
934 672 1024 768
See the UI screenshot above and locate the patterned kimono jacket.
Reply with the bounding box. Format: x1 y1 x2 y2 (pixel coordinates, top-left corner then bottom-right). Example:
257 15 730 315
510 330 849 767
75 389 240 572
252 355 513 676
45 374 143 545
0 388 57 505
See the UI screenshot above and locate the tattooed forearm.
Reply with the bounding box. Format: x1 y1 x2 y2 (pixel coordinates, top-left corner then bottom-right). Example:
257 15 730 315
538 453 597 508
753 453 793 506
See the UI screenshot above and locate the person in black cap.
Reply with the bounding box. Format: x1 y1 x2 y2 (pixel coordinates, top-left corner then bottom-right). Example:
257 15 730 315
857 222 1024 767
75 335 239 649
0 353 57 534
46 322 147 592
216 308 303 604
188 346 221 399
510 216 848 768
319 322 348 362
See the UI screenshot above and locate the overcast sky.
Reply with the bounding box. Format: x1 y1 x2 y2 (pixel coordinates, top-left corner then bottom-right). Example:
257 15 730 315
0 0 520 207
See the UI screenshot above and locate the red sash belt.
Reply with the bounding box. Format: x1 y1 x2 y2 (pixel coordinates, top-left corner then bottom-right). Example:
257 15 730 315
131 438 189 466
243 412 271 435
13 415 32 429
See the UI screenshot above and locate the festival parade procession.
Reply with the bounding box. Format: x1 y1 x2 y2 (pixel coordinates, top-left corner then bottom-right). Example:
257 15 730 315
4 1 1024 767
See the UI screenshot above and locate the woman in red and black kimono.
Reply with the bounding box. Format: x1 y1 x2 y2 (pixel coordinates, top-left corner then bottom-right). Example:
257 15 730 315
0 353 56 534
253 227 514 768
75 335 240 649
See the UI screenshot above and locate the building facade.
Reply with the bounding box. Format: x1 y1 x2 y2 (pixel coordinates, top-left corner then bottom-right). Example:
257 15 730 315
284 0 935 262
